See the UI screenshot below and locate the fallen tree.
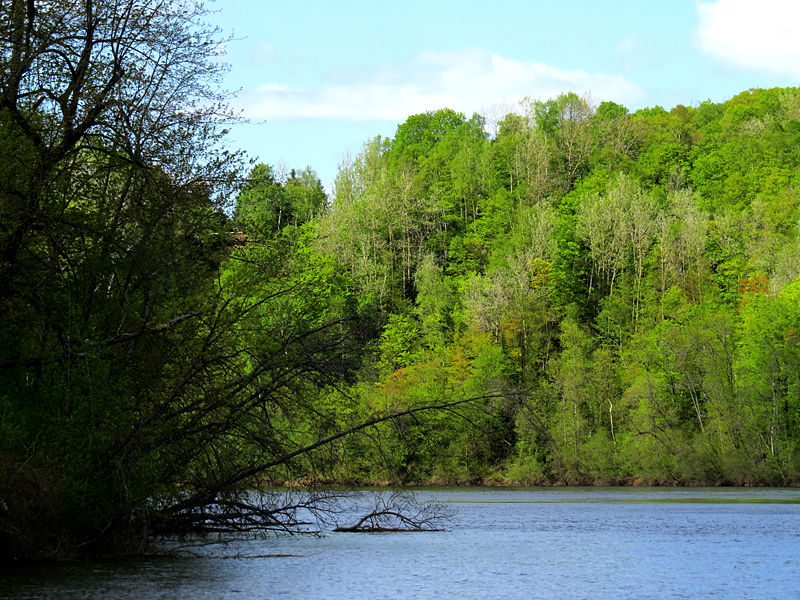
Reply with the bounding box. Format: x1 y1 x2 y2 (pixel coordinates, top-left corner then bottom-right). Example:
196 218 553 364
332 491 453 532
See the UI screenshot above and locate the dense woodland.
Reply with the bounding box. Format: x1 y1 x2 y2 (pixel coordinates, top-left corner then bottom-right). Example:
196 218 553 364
2 0 800 563
261 87 800 490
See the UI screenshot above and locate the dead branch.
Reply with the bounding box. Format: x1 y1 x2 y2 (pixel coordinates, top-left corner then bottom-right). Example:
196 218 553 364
333 491 453 533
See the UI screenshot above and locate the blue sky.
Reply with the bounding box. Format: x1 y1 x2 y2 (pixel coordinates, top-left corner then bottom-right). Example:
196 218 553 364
211 0 800 191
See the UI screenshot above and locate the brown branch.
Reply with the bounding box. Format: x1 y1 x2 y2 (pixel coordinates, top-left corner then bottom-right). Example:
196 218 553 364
163 393 505 515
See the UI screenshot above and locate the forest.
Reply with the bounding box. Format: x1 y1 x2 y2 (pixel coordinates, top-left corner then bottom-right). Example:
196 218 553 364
278 88 800 490
2 0 800 562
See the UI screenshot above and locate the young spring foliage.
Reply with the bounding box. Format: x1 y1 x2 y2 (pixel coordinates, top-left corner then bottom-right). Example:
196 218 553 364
3 9 800 562
315 88 800 486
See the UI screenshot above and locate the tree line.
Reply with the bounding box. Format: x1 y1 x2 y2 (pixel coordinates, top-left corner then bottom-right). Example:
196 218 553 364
290 88 800 488
2 0 800 564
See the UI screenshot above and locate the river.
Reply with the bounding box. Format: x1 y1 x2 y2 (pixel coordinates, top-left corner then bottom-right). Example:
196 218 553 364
2 487 799 599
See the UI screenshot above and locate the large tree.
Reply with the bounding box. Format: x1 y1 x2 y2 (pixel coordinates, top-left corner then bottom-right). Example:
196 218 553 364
0 1 487 561
0 0 245 560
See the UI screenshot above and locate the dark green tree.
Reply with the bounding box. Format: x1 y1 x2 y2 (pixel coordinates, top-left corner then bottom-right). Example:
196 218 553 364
391 108 466 159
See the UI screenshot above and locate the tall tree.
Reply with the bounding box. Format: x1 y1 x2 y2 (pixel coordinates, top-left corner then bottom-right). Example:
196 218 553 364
532 92 596 190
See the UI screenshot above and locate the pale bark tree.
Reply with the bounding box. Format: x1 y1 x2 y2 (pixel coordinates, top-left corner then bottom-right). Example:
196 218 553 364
594 106 642 156
576 191 627 297
511 127 556 205
559 93 596 188
610 175 659 327
462 273 511 343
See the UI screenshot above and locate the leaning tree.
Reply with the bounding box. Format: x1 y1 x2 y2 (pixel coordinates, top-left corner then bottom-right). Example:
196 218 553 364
0 0 502 561
0 0 247 560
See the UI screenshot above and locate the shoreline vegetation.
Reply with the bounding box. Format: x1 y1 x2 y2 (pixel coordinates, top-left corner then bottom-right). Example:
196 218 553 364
277 477 798 489
3 0 800 563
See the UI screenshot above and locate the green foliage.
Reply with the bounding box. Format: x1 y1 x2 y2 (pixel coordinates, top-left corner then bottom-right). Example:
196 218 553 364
9 59 800 564
377 313 424 373
235 164 327 238
314 86 800 487
532 92 587 136
391 108 467 159
596 101 628 121
634 106 668 118
415 255 454 348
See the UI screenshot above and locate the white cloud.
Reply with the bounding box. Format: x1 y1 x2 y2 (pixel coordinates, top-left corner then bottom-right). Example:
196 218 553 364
697 0 800 78
613 34 639 54
238 48 643 122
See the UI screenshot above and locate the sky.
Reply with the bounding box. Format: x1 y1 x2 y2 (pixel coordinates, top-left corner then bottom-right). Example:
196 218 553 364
210 0 800 192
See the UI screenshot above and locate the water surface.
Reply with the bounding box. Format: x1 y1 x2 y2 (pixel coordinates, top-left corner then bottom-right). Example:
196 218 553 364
2 487 799 599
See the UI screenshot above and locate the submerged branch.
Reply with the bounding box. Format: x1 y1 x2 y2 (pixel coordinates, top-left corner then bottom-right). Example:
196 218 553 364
333 491 454 533
163 393 505 518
